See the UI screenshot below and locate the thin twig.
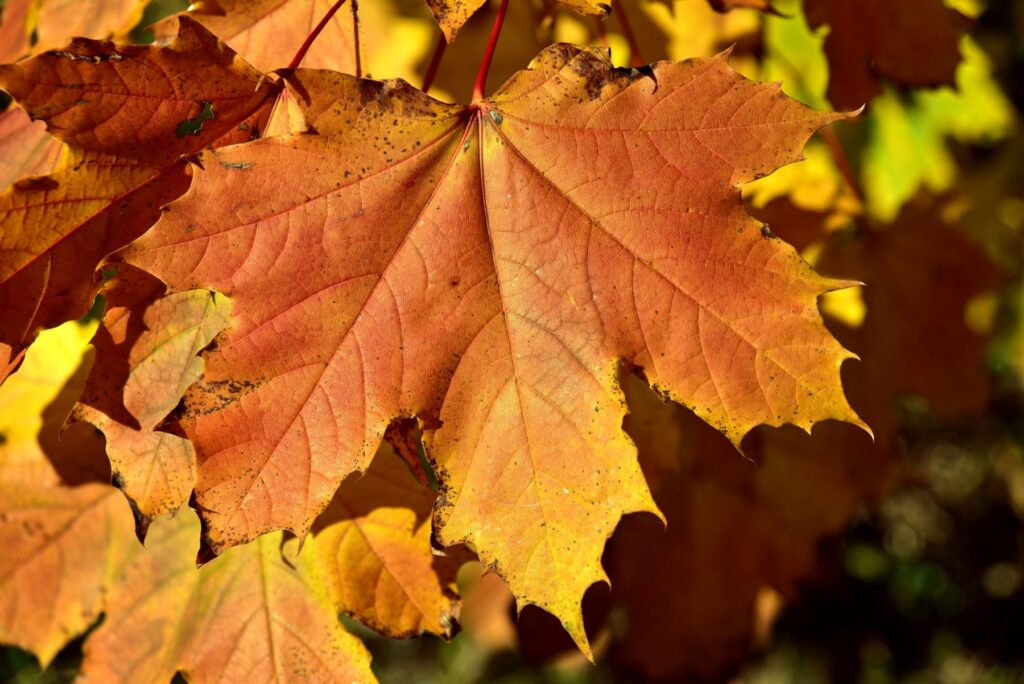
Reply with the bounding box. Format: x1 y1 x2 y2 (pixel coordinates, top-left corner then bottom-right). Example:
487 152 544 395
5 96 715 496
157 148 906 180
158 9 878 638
423 34 447 92
351 0 362 78
594 17 610 49
612 0 644 67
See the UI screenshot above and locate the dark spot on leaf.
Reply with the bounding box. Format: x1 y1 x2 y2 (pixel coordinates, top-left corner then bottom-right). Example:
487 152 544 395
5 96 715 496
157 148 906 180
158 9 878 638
13 176 59 192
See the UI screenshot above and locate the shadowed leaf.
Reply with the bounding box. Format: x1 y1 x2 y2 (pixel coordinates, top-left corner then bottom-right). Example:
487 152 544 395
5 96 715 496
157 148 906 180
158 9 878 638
313 440 467 638
805 0 972 109
0 18 275 363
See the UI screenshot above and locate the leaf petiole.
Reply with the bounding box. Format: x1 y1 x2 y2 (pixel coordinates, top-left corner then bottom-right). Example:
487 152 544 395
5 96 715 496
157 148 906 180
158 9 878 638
471 0 510 103
613 0 645 67
287 0 349 70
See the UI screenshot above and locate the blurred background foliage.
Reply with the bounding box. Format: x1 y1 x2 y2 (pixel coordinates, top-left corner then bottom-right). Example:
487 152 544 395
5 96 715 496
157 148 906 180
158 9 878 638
2 0 1024 681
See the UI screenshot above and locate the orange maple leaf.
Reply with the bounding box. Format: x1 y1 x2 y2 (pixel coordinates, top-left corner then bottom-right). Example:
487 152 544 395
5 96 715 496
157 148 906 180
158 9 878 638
122 44 864 652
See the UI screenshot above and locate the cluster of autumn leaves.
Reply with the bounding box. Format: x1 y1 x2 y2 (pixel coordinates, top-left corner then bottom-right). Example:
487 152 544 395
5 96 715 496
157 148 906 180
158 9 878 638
0 0 1015 681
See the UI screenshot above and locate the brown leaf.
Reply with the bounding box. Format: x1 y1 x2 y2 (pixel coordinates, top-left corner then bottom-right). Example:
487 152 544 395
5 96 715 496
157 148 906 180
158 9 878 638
606 373 893 681
805 0 973 109
817 198 1002 442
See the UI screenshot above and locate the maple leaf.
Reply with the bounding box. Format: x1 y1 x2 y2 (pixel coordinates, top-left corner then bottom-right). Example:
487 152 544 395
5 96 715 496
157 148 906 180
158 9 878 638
815 198 1001 443
77 288 232 537
155 0 433 82
804 0 972 110
79 510 376 684
606 372 892 680
125 44 862 650
33 0 148 54
0 107 67 383
312 439 468 638
0 19 276 360
0 321 135 667
0 482 135 666
0 326 377 681
78 264 168 423
748 190 1000 445
155 0 361 73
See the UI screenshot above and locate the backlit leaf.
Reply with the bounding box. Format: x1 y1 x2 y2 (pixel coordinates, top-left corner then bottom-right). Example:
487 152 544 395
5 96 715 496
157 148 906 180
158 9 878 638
0 19 275 359
0 482 135 667
0 326 377 681
155 0 359 73
76 289 230 535
0 322 133 668
125 46 862 650
312 440 466 638
79 510 376 683
0 318 99 486
861 39 1015 222
0 0 146 62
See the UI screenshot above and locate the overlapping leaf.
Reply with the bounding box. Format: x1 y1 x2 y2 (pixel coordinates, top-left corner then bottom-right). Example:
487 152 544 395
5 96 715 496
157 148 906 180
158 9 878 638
77 289 231 536
0 19 276 358
312 441 467 638
0 326 378 681
607 373 892 680
124 44 862 650
155 0 359 73
155 0 429 82
815 198 1002 442
0 318 102 486
804 0 972 109
79 511 375 684
0 321 134 667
